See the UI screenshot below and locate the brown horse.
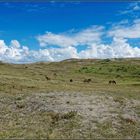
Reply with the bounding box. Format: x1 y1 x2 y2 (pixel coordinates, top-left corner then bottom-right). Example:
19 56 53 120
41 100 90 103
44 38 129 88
109 80 116 84
84 79 92 83
45 76 51 80
54 73 57 76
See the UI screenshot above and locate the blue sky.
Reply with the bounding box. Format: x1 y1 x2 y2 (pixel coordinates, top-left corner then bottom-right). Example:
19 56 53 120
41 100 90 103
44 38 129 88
0 2 140 63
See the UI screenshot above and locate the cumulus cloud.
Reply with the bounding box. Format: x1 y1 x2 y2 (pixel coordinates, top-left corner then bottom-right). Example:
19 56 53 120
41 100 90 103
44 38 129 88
0 40 29 63
0 37 140 63
37 26 104 48
0 40 79 63
0 19 140 63
35 20 140 62
10 40 21 48
27 46 78 62
108 19 140 38
79 37 140 59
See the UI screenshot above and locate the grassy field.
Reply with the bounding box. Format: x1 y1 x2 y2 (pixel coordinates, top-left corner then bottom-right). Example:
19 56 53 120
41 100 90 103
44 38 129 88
0 58 140 139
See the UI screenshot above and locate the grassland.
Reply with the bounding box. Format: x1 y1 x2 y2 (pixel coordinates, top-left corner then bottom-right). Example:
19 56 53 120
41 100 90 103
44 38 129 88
0 58 140 139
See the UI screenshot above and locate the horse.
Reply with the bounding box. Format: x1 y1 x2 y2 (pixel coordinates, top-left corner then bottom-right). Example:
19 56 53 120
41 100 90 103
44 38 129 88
45 76 51 80
84 79 91 83
109 80 116 84
54 73 57 76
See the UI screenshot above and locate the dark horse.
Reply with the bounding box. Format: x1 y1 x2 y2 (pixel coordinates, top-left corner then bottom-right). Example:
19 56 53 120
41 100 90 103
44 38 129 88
45 76 51 80
109 80 116 84
84 79 92 83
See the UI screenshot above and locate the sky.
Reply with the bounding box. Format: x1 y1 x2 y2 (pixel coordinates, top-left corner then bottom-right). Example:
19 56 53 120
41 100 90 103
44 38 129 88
0 1 140 63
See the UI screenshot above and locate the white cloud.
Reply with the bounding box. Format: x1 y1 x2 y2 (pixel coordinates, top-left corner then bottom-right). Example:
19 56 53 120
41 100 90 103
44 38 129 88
0 40 30 63
0 37 140 63
0 40 8 55
10 40 21 48
108 19 140 38
78 38 140 59
37 32 77 48
35 21 140 62
28 46 79 62
37 26 104 48
0 19 140 63
119 2 140 15
0 40 79 63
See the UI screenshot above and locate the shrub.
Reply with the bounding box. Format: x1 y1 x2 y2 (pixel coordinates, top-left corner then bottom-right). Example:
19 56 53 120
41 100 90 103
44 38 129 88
61 111 77 120
82 67 88 70
108 69 113 72
115 74 122 78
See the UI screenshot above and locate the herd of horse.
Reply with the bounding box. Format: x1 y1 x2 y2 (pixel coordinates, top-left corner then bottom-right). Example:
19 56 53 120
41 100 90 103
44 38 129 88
45 73 117 84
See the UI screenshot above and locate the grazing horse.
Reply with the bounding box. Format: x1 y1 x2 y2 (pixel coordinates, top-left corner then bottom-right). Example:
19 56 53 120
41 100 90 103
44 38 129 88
109 80 116 84
70 79 73 82
45 76 51 80
88 79 92 82
54 73 57 76
84 79 91 83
